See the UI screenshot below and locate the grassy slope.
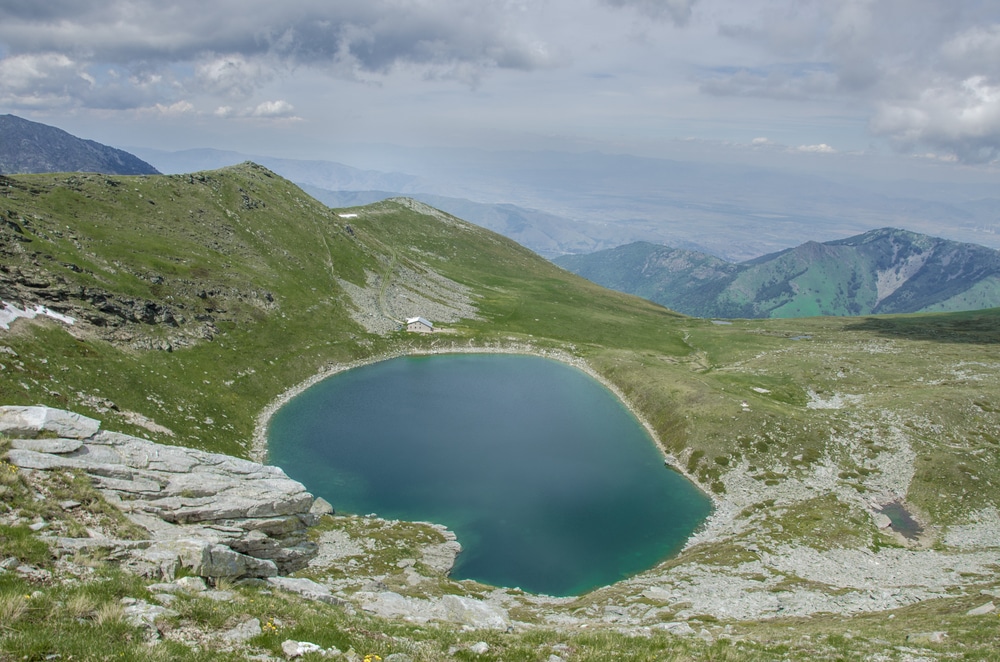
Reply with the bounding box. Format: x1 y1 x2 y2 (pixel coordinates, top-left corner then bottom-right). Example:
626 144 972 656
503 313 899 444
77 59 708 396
2 166 1000 659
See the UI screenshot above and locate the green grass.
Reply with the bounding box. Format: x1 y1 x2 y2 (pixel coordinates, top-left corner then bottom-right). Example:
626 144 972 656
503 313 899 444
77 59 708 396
3 166 1000 659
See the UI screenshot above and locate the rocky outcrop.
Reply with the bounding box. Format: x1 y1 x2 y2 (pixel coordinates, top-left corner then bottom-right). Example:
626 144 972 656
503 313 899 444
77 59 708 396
1 405 320 579
359 591 511 630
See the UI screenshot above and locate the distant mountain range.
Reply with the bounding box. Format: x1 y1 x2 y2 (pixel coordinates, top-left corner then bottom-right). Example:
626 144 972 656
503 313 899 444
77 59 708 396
133 147 623 258
0 114 159 175
553 229 1000 318
132 145 1000 262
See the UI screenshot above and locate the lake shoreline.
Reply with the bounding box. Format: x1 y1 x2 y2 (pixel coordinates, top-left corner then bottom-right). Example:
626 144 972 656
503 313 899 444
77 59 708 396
252 342 686 483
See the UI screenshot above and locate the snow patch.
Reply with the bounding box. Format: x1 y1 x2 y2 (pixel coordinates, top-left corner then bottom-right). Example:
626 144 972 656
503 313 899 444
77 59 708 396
1 301 76 331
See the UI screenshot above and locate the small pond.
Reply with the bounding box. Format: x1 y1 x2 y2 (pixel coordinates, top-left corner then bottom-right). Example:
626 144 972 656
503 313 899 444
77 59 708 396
268 354 711 596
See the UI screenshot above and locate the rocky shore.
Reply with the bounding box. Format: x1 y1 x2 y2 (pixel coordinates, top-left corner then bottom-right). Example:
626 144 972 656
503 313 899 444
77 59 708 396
7 401 1000 640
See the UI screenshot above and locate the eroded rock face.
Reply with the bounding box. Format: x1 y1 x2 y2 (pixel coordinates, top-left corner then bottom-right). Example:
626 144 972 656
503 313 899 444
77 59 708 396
1 405 318 578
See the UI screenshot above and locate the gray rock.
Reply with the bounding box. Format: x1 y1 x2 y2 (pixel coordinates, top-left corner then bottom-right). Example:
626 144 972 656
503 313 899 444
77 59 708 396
439 594 511 630
15 564 52 582
281 640 322 658
360 591 510 629
384 655 414 662
906 631 947 644
140 539 277 579
11 438 83 454
203 590 235 602
469 641 490 654
175 576 207 592
421 538 463 575
223 617 261 643
655 622 697 636
873 513 892 530
122 598 177 628
0 405 100 439
310 496 335 516
5 405 320 577
966 601 995 616
268 576 344 605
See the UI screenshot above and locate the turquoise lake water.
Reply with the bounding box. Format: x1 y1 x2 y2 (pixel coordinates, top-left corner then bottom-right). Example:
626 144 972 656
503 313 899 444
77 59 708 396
267 354 711 596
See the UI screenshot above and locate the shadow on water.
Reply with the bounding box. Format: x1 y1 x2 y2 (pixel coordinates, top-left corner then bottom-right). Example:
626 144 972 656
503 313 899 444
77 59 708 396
878 502 923 540
844 308 1000 345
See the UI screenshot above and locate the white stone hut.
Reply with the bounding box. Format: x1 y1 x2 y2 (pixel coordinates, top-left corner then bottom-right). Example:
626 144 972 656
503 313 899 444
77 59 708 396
405 316 434 333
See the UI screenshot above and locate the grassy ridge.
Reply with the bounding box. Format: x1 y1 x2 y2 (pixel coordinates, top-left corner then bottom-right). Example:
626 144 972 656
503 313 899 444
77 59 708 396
0 166 686 456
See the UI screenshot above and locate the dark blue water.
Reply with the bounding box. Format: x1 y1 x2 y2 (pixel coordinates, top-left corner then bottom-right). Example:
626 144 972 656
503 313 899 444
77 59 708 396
268 354 711 596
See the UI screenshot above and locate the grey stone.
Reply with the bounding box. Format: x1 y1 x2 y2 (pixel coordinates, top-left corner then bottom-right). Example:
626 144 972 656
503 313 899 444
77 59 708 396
310 496 334 516
140 539 277 579
0 405 100 439
873 513 892 530
66 444 125 465
361 591 435 622
281 640 322 658
360 591 509 629
384 655 414 662
4 405 318 581
906 631 948 644
268 576 344 605
469 641 490 654
175 576 207 592
222 617 261 643
966 601 995 616
439 594 511 630
15 564 52 582
122 598 177 628
421 539 462 575
655 622 697 636
91 474 163 494
11 438 83 454
203 590 235 602
6 448 97 472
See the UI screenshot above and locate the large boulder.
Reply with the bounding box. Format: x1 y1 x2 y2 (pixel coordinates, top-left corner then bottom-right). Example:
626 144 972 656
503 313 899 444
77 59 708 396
1 405 320 577
0 405 100 439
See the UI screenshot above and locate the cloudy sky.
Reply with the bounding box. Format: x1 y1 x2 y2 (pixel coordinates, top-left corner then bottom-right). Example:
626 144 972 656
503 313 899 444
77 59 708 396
2 0 1000 177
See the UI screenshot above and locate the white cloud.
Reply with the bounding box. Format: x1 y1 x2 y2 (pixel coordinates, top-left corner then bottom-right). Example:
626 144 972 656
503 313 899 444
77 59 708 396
796 143 836 153
251 100 297 118
600 0 698 25
195 54 270 99
0 52 84 107
871 75 1000 163
212 99 299 120
2 0 1000 167
148 100 195 116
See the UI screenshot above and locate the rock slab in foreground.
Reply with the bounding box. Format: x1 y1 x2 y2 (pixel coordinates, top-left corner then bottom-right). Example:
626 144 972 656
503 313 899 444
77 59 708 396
360 590 511 630
1 405 319 579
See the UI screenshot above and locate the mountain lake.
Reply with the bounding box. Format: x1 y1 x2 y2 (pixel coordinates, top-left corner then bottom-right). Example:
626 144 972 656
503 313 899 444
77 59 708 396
268 354 712 596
